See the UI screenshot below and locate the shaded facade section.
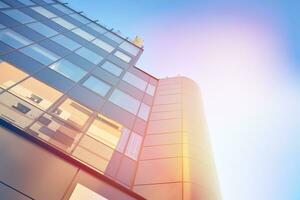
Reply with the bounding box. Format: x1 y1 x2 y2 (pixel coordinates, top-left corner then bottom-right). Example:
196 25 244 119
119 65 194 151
133 77 220 200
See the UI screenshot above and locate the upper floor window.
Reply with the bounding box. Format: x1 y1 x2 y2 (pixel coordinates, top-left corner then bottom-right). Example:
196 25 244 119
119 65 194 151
119 41 140 56
17 0 35 6
2 9 35 24
72 28 95 41
69 13 90 24
0 29 32 48
92 38 114 53
27 21 58 37
114 51 131 63
31 6 57 18
50 34 80 51
51 17 76 30
122 72 147 91
109 89 140 115
75 47 103 65
104 32 123 44
82 76 110 96
87 23 106 34
100 61 122 77
52 4 73 14
0 1 10 9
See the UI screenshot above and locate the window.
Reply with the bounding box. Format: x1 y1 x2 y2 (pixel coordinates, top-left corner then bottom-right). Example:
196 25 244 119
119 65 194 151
27 21 58 37
109 89 140 115
31 6 57 18
86 114 122 149
0 24 6 29
49 59 87 82
146 84 156 96
0 29 32 48
52 4 73 14
2 9 35 24
72 28 95 41
51 17 76 30
114 51 131 63
82 76 110 96
116 128 130 152
92 38 114 53
42 0 54 3
75 47 103 65
0 1 10 9
137 103 150 121
104 32 123 44
17 0 35 6
100 61 122 77
122 72 147 91
50 34 80 51
69 13 90 24
20 44 60 65
52 98 92 130
87 23 106 34
9 77 62 110
119 41 140 56
0 61 28 89
125 132 142 160
69 184 108 200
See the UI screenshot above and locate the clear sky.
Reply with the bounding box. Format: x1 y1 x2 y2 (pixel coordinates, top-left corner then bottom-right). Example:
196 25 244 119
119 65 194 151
66 1 300 199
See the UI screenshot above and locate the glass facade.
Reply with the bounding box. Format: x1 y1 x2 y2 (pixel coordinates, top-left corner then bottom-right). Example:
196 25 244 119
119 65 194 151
0 1 219 200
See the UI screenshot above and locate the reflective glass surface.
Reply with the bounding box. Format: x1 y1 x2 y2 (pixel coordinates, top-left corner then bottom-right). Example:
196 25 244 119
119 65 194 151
49 59 87 82
104 32 123 44
82 76 110 96
146 84 156 96
27 21 58 37
0 1 9 8
109 89 140 115
75 47 103 65
0 61 28 89
52 4 73 14
0 29 32 48
51 17 76 30
69 13 90 24
72 28 95 41
100 61 122 77
20 44 60 65
50 34 81 51
119 41 140 56
122 72 147 91
31 6 57 18
137 103 150 121
125 132 142 160
2 9 35 23
87 23 106 34
17 0 35 6
92 38 114 52
114 51 131 63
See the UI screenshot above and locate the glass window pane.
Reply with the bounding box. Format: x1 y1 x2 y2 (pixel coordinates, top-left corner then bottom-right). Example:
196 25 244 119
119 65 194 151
31 6 57 18
52 4 73 14
72 28 95 41
50 34 81 51
138 103 150 121
86 114 122 149
75 47 103 65
20 44 60 65
100 61 122 77
0 29 32 48
146 84 156 96
51 17 76 30
0 24 6 29
104 32 123 44
2 9 35 24
114 51 131 63
69 13 90 24
109 89 140 115
82 76 110 96
125 132 142 160
9 77 63 110
49 59 87 82
27 21 58 37
119 41 140 56
42 0 54 3
52 98 92 130
0 1 10 8
87 23 106 34
92 38 114 53
17 0 35 6
116 128 130 152
122 72 147 91
69 184 108 200
0 61 28 89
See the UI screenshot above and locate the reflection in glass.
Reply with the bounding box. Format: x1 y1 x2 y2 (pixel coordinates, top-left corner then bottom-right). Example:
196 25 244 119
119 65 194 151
87 23 107 34
104 32 123 44
50 34 80 51
92 38 114 52
9 77 63 110
27 21 58 37
49 59 87 82
20 44 60 65
0 29 32 48
52 98 92 130
75 47 103 65
0 62 28 89
82 76 110 96
137 103 150 121
100 61 123 77
119 41 140 56
31 6 57 18
72 28 95 41
2 9 35 24
109 89 140 115
114 51 131 63
122 72 147 91
125 132 142 160
51 17 76 30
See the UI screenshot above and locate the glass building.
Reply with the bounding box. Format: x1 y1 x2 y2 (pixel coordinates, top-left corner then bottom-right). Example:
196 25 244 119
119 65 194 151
0 0 220 199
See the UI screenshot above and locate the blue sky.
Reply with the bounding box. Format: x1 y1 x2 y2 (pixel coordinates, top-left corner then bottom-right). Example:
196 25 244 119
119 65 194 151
66 1 300 199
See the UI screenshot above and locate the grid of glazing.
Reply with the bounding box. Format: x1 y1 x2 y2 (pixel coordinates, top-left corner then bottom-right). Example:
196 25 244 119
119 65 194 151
0 0 158 188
